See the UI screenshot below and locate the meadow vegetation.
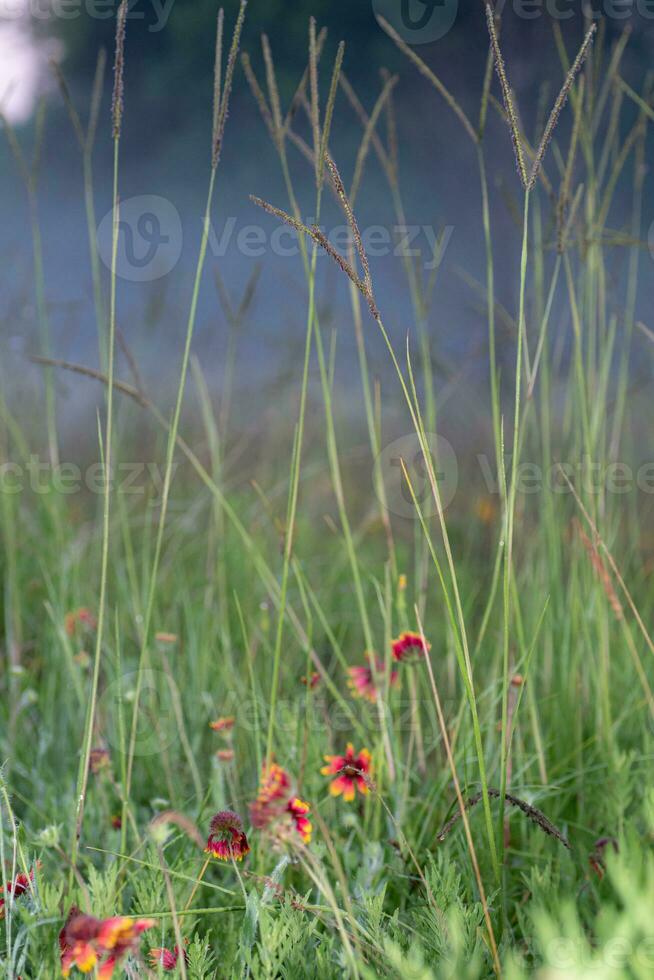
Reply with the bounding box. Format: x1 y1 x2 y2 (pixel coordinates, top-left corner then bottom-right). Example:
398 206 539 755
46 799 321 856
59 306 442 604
1 2 654 977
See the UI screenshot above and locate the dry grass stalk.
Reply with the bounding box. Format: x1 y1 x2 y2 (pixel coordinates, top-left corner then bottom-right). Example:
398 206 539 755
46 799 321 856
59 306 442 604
29 356 147 407
241 51 276 140
241 27 328 149
261 34 283 138
340 73 392 178
350 73 398 205
380 68 399 178
575 519 623 621
284 27 328 132
437 788 571 850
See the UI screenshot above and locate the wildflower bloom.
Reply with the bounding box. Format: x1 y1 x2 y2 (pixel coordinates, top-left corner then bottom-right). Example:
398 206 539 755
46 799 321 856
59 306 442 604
300 671 320 689
148 944 187 971
347 654 398 702
0 866 38 919
209 716 235 734
216 749 235 762
155 632 178 644
321 744 373 801
206 810 250 861
249 764 312 846
59 907 155 978
249 764 291 830
255 762 290 804
287 798 312 843
60 909 100 976
391 631 430 664
95 917 156 978
475 496 498 525
64 608 97 636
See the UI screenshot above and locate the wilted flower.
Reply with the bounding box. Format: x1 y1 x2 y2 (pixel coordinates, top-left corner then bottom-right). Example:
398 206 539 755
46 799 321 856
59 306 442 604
110 815 122 830
347 654 398 703
148 944 187 971
391 631 430 664
216 749 235 763
206 810 250 861
300 672 320 689
0 865 38 919
209 716 235 734
249 764 312 846
59 907 155 978
321 744 372 802
64 608 97 637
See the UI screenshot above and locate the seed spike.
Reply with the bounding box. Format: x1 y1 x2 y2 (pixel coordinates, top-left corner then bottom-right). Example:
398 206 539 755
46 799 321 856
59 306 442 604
212 9 225 154
485 3 528 188
213 0 247 170
111 0 128 140
528 23 597 191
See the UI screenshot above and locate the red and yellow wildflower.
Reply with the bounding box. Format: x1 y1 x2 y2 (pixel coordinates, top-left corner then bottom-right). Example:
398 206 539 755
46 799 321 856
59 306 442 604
391 631 430 664
287 798 312 843
64 608 97 637
0 865 38 919
209 716 235 734
321 744 373 801
249 763 312 846
59 907 155 978
347 654 398 702
205 810 250 861
148 944 187 971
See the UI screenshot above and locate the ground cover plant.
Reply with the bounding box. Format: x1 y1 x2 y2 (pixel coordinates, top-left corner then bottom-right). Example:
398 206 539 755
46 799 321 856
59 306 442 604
1 1 654 977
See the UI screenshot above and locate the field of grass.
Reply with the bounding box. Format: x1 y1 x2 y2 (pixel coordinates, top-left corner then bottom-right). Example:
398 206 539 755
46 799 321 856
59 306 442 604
1 2 654 977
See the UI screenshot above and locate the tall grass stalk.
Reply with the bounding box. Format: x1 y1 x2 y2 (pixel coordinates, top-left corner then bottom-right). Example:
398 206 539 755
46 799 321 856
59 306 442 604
124 2 247 822
68 1 127 883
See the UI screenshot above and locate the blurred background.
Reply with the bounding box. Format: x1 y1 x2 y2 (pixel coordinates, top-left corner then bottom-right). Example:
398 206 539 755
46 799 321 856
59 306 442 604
1 0 653 466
